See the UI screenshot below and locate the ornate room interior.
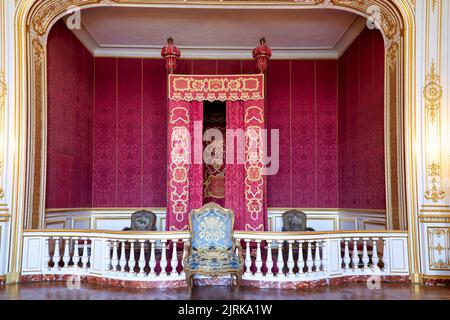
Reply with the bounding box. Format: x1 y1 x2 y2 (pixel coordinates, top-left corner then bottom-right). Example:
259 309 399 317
0 0 449 299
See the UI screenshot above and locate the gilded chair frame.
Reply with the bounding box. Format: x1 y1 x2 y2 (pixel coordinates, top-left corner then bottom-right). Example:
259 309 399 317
183 202 244 291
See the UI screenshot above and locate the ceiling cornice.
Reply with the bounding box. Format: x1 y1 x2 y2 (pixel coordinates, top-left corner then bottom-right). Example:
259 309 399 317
69 9 367 60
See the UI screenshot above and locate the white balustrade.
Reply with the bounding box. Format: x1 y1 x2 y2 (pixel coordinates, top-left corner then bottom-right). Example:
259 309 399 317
297 240 305 275
160 240 168 276
149 240 156 276
266 241 273 276
255 241 263 275
321 240 327 272
128 241 136 274
351 238 359 271
105 240 112 272
361 238 369 270
314 241 321 272
81 238 89 270
286 241 295 276
372 238 379 270
244 239 252 276
305 241 313 273
138 240 146 276
44 237 50 270
382 238 389 272
21 230 408 285
73 238 80 269
343 239 350 271
62 238 70 269
53 237 61 269
276 241 283 276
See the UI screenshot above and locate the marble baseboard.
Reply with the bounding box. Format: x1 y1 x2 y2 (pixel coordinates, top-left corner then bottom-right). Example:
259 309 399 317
423 278 450 286
20 274 187 289
242 278 328 289
329 275 410 286
18 273 411 289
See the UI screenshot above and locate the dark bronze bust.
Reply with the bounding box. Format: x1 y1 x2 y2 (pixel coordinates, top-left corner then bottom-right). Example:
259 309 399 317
282 210 315 232
123 210 157 231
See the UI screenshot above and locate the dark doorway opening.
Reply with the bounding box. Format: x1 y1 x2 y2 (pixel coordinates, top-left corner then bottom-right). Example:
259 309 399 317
203 101 226 206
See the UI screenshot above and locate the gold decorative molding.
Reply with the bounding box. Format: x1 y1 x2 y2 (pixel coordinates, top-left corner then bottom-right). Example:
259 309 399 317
31 38 45 229
387 42 399 70
330 0 400 40
419 214 450 223
423 62 443 123
424 163 446 203
431 0 437 11
427 227 450 270
31 0 102 36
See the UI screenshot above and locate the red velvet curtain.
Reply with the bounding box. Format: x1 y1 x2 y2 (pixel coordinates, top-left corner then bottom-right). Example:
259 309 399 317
166 100 203 231
225 100 267 231
225 101 245 230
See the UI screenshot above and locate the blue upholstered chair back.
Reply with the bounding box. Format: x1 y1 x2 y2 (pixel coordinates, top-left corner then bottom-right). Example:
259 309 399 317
190 203 234 251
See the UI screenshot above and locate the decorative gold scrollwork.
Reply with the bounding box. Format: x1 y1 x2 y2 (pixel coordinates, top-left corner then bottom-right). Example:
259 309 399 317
387 42 399 70
425 163 446 203
32 0 102 36
423 62 443 123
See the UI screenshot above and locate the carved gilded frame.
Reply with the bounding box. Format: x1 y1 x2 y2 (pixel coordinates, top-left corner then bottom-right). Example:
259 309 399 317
10 0 418 280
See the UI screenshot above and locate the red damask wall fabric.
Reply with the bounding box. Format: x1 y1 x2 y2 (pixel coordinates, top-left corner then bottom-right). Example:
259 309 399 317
93 58 167 207
45 20 94 208
266 60 338 208
338 28 386 210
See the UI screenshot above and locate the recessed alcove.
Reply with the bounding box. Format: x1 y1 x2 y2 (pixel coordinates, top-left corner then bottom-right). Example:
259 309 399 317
44 9 387 232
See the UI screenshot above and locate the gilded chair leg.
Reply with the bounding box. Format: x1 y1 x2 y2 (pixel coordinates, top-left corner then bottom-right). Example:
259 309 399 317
233 273 241 300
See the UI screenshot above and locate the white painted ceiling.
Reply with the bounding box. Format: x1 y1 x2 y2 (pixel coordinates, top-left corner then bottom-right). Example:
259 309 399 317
70 6 367 59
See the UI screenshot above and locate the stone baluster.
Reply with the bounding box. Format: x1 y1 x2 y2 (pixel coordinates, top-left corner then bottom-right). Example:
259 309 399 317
73 238 80 269
306 241 314 273
62 237 70 269
149 240 157 276
165 240 172 275
171 239 179 275
119 240 127 272
138 240 146 276
266 241 273 276
276 240 283 276
286 241 295 277
128 240 136 274
180 239 186 274
255 241 263 276
244 239 252 276
44 237 50 270
160 240 168 276
53 237 61 269
361 238 370 270
314 241 321 272
371 238 380 270
382 238 389 272
343 239 351 271
111 240 118 272
81 238 89 270
351 238 359 271
321 240 328 272
297 240 305 275
105 240 112 272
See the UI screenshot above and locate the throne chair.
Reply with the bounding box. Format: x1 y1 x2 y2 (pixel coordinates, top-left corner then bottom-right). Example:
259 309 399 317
183 202 243 294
